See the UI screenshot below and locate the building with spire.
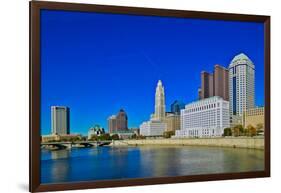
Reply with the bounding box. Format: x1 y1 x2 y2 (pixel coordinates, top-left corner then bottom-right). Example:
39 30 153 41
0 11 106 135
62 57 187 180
140 80 167 136
154 80 166 120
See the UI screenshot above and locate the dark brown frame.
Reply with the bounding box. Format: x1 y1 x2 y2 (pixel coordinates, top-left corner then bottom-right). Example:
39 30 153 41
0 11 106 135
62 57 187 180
30 1 270 192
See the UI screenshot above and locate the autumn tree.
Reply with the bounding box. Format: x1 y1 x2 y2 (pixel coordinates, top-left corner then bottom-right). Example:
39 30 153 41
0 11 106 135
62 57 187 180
233 125 244 137
163 131 175 138
247 124 257 137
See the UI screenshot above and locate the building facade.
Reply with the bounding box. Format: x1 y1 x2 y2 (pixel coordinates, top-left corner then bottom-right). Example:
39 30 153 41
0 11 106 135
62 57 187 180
165 113 180 132
198 65 229 101
175 96 230 138
41 134 81 143
199 71 214 99
140 120 167 136
214 65 229 101
229 53 255 125
116 109 128 130
242 107 264 130
51 106 70 135
153 80 166 120
140 80 167 136
171 100 185 115
108 115 117 133
108 109 128 133
88 124 105 139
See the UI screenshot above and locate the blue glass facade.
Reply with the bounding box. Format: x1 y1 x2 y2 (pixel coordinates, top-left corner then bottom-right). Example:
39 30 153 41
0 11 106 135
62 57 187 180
233 76 236 115
171 100 185 115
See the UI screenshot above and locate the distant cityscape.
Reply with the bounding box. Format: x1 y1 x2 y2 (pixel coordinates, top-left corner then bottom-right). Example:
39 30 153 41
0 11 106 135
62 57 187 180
42 53 264 142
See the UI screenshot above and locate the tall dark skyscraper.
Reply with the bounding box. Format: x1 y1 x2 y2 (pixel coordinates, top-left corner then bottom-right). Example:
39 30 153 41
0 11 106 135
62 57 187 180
214 65 229 101
198 65 229 101
171 100 185 115
199 71 214 99
116 109 128 130
108 109 128 133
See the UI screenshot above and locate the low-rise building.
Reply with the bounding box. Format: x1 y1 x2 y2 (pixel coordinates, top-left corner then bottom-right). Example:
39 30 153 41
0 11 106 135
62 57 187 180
164 113 180 132
140 120 167 136
41 134 82 143
88 124 105 139
110 130 135 139
175 96 230 138
242 107 264 130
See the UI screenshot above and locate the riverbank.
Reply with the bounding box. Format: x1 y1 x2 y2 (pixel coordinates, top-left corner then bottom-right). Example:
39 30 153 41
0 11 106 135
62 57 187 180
112 137 264 150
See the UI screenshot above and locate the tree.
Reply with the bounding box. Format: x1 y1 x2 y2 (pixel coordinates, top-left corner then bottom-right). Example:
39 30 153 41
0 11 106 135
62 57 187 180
163 131 175 138
247 124 257 137
256 123 264 135
89 134 98 141
131 134 137 139
233 125 244 137
98 133 111 141
223 128 232 136
137 135 146 139
111 134 119 140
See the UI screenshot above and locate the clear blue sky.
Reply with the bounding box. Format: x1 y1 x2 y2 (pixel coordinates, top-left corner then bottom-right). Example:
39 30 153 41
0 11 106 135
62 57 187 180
40 10 264 135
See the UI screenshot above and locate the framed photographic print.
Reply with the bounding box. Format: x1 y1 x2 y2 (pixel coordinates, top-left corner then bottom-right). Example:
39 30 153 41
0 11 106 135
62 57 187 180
30 1 270 192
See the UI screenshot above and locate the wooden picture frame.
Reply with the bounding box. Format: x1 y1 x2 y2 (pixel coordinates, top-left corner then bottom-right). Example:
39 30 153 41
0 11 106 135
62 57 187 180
30 1 270 192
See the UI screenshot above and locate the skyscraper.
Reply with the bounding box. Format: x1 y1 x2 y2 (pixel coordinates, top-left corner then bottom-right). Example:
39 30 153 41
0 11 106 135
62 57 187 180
198 65 229 101
108 115 117 133
108 109 128 133
154 80 166 120
140 80 167 136
229 53 255 118
214 65 229 101
116 109 128 130
51 106 70 135
199 71 214 99
171 100 185 115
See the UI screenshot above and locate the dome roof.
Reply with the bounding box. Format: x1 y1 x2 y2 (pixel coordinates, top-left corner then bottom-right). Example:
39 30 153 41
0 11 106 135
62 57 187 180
229 53 254 68
232 53 249 62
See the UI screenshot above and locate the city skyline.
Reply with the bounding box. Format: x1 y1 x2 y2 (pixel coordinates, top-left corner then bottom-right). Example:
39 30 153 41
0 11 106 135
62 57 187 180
41 10 265 135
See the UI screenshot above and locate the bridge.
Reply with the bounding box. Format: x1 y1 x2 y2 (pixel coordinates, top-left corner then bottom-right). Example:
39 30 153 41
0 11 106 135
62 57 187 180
41 140 112 149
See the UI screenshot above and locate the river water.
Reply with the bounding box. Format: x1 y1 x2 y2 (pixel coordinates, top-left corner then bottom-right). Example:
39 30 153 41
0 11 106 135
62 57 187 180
41 146 264 184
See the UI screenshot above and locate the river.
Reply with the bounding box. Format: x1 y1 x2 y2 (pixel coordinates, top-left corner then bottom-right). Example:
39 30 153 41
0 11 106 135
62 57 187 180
41 146 264 184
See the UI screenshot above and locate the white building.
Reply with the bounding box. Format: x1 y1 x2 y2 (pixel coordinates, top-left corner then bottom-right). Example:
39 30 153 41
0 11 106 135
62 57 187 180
140 80 167 136
140 120 167 136
87 125 105 139
51 106 70 135
229 53 255 125
175 96 230 138
154 80 166 120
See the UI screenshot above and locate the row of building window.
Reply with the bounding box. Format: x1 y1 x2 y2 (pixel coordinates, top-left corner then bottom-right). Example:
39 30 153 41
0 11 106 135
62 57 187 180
185 103 221 113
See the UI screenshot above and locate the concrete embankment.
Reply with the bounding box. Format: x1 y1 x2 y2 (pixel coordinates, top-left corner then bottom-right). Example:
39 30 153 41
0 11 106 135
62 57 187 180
112 137 264 150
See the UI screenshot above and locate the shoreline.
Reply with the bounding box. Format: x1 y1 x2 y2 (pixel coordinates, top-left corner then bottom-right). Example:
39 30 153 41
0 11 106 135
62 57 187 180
111 137 264 150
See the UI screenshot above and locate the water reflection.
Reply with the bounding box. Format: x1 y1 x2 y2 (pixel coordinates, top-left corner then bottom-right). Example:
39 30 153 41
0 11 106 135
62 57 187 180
41 146 264 184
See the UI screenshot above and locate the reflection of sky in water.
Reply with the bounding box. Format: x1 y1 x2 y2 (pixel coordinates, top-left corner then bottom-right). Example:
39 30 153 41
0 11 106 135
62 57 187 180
41 146 264 184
